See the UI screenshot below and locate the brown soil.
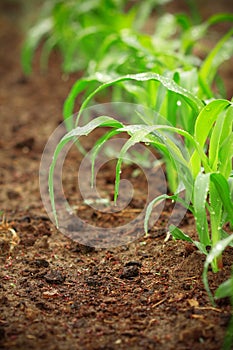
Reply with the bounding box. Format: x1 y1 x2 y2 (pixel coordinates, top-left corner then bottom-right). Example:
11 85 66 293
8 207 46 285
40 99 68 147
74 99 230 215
1 1 233 350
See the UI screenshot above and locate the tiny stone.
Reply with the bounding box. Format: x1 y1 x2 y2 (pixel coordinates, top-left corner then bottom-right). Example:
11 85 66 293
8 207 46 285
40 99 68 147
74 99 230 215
0 327 5 340
124 261 142 267
14 137 35 150
85 277 101 287
44 270 65 284
7 190 20 199
120 265 140 279
34 236 49 249
73 243 95 254
18 216 31 223
33 259 49 268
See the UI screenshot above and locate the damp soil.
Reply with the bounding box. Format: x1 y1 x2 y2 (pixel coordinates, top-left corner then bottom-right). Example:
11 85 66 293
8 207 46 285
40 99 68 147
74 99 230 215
1 1 233 350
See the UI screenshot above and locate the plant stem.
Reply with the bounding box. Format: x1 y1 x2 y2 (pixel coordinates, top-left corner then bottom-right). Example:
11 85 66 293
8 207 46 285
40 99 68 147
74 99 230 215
210 182 223 271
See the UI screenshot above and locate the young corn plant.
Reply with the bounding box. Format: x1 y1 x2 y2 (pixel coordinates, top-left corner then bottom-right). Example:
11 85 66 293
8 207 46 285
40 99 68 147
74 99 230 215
203 234 233 350
21 0 172 75
49 72 233 273
21 0 233 103
63 40 233 186
62 14 233 133
23 1 233 347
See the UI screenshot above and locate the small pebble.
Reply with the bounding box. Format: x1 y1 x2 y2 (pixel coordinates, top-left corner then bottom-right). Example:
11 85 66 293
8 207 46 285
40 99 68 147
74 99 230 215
85 277 101 287
34 236 49 249
14 137 35 150
124 261 142 267
44 270 65 284
33 259 49 268
120 265 140 279
72 243 95 254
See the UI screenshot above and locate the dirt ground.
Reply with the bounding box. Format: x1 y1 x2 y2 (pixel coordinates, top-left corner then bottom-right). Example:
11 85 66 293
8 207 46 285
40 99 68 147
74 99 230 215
0 1 233 349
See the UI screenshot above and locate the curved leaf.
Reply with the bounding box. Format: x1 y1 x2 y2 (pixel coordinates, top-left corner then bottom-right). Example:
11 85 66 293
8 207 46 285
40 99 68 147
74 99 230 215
203 234 233 305
49 116 123 227
190 100 230 177
75 72 204 126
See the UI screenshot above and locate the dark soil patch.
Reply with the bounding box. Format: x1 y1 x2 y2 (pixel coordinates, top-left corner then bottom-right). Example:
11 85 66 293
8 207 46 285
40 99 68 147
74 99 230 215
0 1 233 350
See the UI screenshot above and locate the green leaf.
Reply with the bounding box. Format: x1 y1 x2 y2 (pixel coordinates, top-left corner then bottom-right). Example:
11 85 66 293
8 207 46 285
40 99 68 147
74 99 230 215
120 123 211 196
91 129 121 187
203 234 233 305
218 105 233 177
76 73 204 127
210 173 233 225
190 100 230 177
21 18 53 75
199 29 233 98
144 194 176 234
169 225 193 242
209 104 233 171
207 13 233 26
215 277 233 299
49 116 123 227
219 133 233 178
194 100 230 146
114 128 153 202
63 76 101 130
193 173 211 246
144 194 191 234
222 314 233 350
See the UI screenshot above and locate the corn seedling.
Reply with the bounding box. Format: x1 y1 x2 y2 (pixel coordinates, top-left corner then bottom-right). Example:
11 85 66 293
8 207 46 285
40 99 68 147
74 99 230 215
49 72 233 273
62 15 233 131
21 0 172 74
203 235 233 350
23 1 233 346
22 0 233 104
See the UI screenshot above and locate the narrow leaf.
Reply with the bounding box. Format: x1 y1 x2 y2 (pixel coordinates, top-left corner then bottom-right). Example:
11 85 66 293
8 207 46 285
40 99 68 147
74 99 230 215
76 72 204 126
49 116 123 226
215 277 233 299
203 234 233 305
193 173 211 246
210 173 233 225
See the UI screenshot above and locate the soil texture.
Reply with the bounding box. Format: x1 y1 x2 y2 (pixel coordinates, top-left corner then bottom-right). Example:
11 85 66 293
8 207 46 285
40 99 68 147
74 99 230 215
0 1 233 350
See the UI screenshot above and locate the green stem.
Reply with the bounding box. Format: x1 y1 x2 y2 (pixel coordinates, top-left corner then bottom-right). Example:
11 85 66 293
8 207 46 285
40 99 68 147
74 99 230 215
209 182 223 272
